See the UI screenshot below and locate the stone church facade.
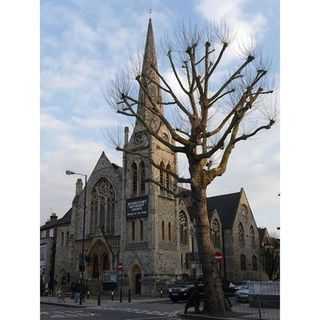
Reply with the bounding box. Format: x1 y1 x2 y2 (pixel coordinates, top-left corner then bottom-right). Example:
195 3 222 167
41 19 267 296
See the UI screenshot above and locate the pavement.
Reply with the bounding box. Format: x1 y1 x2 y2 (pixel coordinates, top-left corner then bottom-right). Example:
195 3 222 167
40 295 170 307
40 296 280 320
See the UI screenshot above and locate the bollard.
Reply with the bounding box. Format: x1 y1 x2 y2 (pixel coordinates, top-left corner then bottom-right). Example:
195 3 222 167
128 289 131 303
97 293 101 306
119 288 122 303
111 290 114 301
160 289 163 297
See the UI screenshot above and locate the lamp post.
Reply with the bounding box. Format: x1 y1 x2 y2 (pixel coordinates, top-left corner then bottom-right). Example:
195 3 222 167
66 170 87 305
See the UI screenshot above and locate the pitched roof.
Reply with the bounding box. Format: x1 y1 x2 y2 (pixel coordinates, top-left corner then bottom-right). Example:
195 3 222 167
207 191 242 229
40 208 72 230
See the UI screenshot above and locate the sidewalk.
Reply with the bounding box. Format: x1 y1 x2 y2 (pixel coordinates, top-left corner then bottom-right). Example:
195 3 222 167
40 295 169 308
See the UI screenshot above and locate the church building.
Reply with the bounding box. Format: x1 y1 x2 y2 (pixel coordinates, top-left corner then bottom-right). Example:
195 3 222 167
40 19 267 296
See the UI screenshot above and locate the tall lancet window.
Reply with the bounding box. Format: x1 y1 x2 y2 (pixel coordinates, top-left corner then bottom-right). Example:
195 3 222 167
179 211 188 246
160 161 165 193
99 197 105 231
132 162 138 196
210 218 221 249
250 225 255 248
239 223 245 247
166 164 171 193
140 161 146 194
91 190 98 233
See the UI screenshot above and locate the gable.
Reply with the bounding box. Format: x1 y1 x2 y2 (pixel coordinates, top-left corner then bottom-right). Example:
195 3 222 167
207 191 241 229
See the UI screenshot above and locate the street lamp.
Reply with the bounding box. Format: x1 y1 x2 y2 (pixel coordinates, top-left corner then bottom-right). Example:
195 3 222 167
66 170 87 305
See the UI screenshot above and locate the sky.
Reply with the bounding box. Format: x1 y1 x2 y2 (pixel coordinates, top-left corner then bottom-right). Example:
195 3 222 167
41 0 280 235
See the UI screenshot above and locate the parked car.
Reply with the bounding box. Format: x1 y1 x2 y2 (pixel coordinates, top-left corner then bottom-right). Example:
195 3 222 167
235 284 250 302
223 281 238 297
167 281 204 303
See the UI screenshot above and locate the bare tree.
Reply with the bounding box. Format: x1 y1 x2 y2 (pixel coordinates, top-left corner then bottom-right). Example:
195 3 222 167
107 20 277 315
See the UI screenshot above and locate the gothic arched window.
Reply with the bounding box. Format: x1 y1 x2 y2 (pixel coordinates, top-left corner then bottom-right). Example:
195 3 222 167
139 161 146 194
140 220 144 241
160 162 165 193
166 164 171 192
211 218 221 249
91 178 115 235
240 254 246 271
239 223 245 247
252 255 258 271
99 197 105 231
161 221 165 240
131 220 135 241
91 190 98 233
250 225 255 248
179 211 188 246
132 162 138 196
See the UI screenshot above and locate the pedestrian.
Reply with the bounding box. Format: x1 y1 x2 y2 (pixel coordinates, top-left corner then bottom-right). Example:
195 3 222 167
184 282 201 314
57 287 65 303
74 281 81 304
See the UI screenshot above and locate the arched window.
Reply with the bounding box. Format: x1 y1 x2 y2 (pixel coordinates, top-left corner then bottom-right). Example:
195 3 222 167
252 255 258 271
161 221 165 240
250 225 255 248
139 161 145 194
91 178 115 235
99 197 105 231
103 254 110 271
160 161 165 193
132 162 138 196
91 190 98 233
168 222 171 241
240 254 246 271
166 164 171 192
131 221 135 241
92 255 99 278
140 220 144 241
179 211 188 246
210 218 221 249
239 223 245 247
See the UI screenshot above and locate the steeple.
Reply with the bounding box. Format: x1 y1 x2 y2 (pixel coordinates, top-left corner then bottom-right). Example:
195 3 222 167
136 18 163 129
142 18 157 76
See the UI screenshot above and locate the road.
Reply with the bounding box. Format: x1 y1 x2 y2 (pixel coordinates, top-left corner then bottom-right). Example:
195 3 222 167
41 300 183 320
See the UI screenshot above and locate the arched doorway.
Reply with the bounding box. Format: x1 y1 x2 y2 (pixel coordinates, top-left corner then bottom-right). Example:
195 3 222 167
88 240 111 281
131 265 142 295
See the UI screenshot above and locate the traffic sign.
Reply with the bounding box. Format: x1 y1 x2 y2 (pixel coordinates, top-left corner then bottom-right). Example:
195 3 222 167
214 252 223 260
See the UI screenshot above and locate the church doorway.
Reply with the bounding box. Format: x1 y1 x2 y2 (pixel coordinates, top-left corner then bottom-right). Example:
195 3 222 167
131 265 142 295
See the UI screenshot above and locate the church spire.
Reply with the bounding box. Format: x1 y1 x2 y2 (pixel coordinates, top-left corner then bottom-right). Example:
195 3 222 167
136 18 163 128
142 18 157 76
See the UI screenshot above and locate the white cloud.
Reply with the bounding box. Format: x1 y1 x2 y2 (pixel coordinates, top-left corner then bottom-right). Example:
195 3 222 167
196 0 267 64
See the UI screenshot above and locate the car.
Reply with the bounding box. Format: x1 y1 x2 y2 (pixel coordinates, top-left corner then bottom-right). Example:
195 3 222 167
235 284 250 303
223 281 238 297
167 281 204 303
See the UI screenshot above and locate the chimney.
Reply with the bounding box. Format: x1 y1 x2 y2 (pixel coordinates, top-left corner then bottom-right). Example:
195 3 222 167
50 212 57 221
76 178 83 196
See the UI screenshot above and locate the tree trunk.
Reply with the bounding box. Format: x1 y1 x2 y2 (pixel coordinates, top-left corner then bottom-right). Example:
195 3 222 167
191 182 226 314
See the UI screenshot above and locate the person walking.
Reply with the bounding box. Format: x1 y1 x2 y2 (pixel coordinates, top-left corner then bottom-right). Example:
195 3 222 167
74 281 81 304
184 282 201 314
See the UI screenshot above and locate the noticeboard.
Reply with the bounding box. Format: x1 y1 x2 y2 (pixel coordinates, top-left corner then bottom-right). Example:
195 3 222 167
126 196 148 219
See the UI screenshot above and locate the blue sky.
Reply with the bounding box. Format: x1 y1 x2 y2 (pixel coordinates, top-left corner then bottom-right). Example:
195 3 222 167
41 0 279 235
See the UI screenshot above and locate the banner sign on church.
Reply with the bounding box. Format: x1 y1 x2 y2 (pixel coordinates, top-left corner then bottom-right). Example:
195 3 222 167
126 196 148 219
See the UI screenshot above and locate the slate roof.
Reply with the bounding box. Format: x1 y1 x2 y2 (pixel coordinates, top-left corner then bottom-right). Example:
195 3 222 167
207 191 242 229
40 208 72 231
